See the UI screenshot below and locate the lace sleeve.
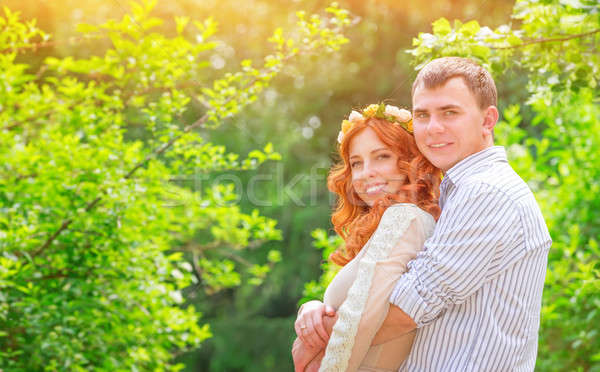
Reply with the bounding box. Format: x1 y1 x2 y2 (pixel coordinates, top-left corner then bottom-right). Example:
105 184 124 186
319 204 429 372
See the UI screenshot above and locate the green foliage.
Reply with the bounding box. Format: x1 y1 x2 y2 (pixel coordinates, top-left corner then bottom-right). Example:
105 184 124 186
496 95 600 371
0 1 351 370
299 229 342 305
409 0 599 103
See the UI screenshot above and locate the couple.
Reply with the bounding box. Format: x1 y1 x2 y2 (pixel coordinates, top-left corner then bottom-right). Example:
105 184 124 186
292 57 552 372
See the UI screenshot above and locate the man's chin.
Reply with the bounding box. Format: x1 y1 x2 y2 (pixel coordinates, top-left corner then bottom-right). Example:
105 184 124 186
428 158 452 172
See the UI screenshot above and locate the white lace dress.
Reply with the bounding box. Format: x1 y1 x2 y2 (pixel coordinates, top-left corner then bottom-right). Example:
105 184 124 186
319 203 435 372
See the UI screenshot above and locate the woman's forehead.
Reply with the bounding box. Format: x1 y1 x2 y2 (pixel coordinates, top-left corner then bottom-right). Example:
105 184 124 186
348 131 391 158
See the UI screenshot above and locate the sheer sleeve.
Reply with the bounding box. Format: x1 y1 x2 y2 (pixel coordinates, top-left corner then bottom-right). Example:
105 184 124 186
318 204 434 372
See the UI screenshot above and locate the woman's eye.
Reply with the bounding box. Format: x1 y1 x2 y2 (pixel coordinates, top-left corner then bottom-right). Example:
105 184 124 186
377 154 390 160
350 161 361 168
444 110 457 116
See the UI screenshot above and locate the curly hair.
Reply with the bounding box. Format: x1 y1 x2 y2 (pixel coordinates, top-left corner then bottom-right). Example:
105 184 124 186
328 116 441 266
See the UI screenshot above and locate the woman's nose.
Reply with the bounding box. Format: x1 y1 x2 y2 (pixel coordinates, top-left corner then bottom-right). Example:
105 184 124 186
362 161 378 178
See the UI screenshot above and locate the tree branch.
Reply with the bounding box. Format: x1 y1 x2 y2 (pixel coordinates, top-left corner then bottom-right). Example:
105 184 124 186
191 249 204 287
491 29 600 49
33 49 295 256
0 34 102 55
23 267 94 281
33 196 103 257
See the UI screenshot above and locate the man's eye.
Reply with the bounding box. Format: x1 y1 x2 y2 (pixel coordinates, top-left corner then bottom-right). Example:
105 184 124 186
444 110 457 116
416 112 428 119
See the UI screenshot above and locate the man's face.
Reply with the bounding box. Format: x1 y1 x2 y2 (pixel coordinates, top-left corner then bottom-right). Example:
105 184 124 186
412 77 495 172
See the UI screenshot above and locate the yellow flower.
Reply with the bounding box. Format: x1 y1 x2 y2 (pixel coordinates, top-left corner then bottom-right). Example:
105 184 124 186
341 119 353 134
406 119 413 132
363 104 380 117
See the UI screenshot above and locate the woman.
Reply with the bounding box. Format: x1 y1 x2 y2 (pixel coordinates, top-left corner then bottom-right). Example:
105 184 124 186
292 103 442 372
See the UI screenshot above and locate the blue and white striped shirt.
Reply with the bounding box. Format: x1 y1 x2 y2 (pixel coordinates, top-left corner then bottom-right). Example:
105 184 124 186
390 146 551 372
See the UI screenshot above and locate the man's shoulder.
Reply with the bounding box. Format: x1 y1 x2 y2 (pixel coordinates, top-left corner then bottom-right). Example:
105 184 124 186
450 163 551 248
454 161 533 206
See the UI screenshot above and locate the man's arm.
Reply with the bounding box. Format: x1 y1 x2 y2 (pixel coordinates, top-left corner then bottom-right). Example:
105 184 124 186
371 304 417 345
388 183 522 328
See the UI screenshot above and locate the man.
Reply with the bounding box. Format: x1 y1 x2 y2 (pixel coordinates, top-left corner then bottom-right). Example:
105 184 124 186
294 57 551 371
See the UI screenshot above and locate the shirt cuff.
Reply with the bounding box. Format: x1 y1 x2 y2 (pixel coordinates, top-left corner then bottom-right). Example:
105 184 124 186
389 270 430 328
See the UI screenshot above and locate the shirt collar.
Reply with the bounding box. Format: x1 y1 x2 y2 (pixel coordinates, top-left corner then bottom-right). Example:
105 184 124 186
443 146 508 186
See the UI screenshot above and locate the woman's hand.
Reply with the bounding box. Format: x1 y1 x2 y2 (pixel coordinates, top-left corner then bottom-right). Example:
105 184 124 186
294 300 336 348
292 312 338 372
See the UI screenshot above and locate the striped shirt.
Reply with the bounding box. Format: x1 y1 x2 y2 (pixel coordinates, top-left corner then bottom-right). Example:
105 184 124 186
390 146 552 372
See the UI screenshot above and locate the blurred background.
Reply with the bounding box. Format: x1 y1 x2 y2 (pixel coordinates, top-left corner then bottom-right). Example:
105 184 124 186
3 0 587 371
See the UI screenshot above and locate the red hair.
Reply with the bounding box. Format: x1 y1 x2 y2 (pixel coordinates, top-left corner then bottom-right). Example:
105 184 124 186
328 117 441 266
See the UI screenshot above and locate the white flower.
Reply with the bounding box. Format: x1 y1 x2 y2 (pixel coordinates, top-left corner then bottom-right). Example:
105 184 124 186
384 105 400 117
385 105 411 122
337 131 344 144
397 108 412 122
348 110 363 122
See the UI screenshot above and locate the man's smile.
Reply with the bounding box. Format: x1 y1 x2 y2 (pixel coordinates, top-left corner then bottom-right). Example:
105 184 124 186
429 142 452 149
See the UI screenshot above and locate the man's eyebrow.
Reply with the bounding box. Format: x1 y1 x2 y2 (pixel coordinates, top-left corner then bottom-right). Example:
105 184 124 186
440 104 461 110
413 104 461 112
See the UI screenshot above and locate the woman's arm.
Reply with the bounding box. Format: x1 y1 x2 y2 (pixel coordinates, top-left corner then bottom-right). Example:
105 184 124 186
319 205 429 372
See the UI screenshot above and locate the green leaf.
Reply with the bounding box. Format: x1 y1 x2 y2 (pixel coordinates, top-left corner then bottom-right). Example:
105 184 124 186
175 16 189 35
267 250 282 263
75 23 99 34
471 44 490 59
432 18 452 36
263 142 273 154
460 20 480 37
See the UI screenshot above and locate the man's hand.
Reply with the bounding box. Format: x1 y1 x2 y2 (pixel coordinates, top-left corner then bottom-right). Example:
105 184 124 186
292 337 321 372
295 300 336 348
292 314 337 372
305 350 324 372
372 304 417 345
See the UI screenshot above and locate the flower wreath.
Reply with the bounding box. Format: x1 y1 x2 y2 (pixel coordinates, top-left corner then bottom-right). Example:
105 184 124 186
337 103 413 144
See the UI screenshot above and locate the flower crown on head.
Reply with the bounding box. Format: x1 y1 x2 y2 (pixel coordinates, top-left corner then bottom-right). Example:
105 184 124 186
337 103 413 144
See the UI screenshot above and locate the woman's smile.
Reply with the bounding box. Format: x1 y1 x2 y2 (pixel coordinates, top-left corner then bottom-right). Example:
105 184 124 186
365 183 387 195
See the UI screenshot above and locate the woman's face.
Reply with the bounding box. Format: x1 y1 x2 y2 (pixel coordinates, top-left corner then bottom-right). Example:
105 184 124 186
348 127 406 207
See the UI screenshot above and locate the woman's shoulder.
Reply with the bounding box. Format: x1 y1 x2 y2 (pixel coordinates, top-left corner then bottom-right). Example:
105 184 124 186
384 203 436 225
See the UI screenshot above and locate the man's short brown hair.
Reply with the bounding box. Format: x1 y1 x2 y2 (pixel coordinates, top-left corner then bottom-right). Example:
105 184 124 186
412 57 497 109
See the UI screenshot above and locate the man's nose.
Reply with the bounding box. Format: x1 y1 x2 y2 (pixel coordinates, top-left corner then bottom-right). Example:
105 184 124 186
426 115 445 134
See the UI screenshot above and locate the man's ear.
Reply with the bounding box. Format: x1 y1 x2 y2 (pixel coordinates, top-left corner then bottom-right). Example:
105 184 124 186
482 105 499 137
